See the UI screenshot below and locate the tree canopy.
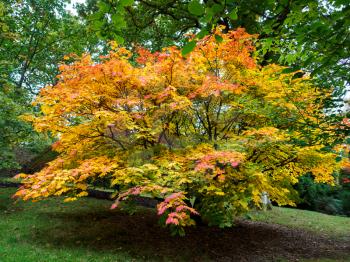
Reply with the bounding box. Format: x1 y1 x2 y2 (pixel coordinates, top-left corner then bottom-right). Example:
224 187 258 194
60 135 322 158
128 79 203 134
82 0 349 91
1 0 349 169
15 29 344 234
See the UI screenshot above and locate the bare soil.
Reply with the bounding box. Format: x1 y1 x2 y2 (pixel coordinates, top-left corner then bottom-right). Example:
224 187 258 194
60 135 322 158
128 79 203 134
36 208 350 262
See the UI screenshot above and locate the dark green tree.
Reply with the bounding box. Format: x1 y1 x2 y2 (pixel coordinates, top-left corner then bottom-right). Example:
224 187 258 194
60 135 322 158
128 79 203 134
0 0 99 169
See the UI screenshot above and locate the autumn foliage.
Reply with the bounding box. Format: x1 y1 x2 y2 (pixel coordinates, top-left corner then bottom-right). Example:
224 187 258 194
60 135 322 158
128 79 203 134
15 28 341 234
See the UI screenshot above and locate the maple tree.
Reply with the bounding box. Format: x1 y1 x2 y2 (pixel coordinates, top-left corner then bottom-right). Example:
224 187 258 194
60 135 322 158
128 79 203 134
15 28 344 234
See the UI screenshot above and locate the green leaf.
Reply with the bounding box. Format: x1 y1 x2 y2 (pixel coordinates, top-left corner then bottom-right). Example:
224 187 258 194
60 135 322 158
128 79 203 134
120 0 134 6
91 20 104 30
196 29 208 39
214 34 223 43
182 40 196 56
97 1 110 12
188 0 204 16
201 9 213 23
89 12 102 20
265 37 273 46
112 14 127 29
114 35 125 44
228 10 238 20
211 3 224 14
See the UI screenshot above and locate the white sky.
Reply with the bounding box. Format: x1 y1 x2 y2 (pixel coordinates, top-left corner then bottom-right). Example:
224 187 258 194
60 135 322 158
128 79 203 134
66 0 86 15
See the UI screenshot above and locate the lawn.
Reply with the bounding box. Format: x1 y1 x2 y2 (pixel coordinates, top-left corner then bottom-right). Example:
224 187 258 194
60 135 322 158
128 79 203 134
0 187 349 262
250 207 350 241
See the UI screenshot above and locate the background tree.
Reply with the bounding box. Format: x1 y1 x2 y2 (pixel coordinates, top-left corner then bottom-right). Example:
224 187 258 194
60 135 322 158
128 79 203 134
1 0 99 93
0 0 99 170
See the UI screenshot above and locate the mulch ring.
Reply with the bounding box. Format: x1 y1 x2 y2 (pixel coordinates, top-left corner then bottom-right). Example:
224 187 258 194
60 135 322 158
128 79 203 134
37 207 350 262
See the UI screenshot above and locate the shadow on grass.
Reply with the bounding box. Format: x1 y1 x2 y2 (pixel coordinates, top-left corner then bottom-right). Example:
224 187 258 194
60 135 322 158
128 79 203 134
27 208 350 262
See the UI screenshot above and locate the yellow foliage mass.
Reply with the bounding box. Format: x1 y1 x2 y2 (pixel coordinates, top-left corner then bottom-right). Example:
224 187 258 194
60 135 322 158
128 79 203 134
14 28 342 229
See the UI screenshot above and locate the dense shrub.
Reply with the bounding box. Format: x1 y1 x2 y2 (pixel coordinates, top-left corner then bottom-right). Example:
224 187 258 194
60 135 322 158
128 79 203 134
296 173 350 216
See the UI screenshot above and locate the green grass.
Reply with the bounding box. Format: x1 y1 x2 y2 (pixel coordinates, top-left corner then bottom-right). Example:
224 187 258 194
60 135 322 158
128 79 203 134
249 207 350 240
0 187 349 262
0 188 135 262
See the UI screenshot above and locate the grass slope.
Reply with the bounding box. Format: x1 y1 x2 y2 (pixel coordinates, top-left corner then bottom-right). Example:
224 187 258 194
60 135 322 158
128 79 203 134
0 187 349 262
250 207 350 240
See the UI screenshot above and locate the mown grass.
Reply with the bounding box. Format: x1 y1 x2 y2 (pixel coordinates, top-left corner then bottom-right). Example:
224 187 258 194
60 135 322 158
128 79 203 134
249 207 350 241
0 187 349 262
0 188 135 262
